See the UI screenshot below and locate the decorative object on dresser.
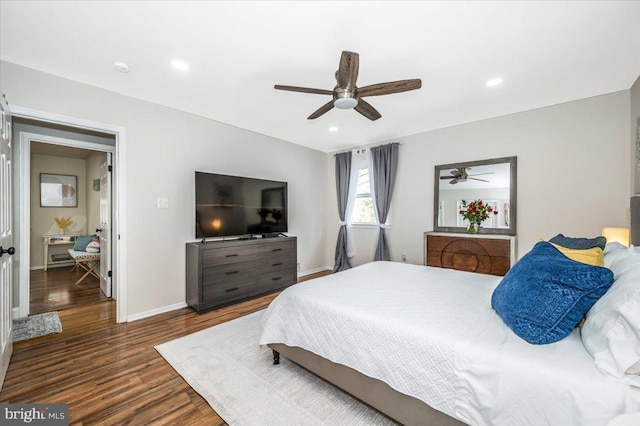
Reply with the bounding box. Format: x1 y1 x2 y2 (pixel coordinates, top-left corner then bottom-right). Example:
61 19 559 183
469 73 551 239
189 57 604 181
458 199 498 234
434 156 516 235
424 232 516 276
186 237 297 313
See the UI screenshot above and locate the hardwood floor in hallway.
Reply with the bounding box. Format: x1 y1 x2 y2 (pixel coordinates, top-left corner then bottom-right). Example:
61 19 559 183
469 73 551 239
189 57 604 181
0 270 331 425
30 266 110 315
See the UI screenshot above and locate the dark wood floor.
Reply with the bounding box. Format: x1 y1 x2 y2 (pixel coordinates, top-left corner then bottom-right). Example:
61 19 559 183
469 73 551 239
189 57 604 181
30 265 110 315
1 270 331 425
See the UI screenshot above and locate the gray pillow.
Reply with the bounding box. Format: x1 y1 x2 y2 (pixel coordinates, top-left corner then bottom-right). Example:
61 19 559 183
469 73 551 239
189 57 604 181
548 233 606 250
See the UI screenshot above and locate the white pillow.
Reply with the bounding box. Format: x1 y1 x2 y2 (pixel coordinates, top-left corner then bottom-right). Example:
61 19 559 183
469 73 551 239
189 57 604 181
581 245 640 386
86 240 101 253
603 242 628 268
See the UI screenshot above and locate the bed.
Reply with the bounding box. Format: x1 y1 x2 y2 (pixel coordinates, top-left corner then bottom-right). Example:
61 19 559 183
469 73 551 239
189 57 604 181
259 256 640 425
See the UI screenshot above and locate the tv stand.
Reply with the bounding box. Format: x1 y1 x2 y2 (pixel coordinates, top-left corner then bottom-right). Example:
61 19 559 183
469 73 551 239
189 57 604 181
185 236 297 313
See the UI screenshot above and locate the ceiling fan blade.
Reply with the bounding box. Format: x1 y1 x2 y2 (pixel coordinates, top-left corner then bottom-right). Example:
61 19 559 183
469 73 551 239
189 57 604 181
468 172 494 177
358 79 422 97
337 51 359 91
469 177 489 182
307 100 335 119
274 85 333 96
354 98 381 121
449 180 458 185
440 176 453 179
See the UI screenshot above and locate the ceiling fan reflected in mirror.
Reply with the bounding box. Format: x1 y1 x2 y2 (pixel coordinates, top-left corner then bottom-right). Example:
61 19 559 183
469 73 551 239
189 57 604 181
274 51 422 121
441 167 494 185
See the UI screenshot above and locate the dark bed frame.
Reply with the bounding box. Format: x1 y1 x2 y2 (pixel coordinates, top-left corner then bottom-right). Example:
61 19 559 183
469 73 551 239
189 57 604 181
269 344 464 426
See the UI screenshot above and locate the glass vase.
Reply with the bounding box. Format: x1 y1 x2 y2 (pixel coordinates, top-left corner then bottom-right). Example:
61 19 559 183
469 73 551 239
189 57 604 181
467 223 478 234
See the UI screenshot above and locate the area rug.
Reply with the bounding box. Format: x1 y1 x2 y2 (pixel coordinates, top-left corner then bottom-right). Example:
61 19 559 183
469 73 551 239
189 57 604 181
155 311 397 425
13 311 62 342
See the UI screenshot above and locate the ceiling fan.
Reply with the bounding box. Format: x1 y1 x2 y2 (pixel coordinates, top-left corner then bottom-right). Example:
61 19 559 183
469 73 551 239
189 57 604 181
440 168 494 185
274 51 422 121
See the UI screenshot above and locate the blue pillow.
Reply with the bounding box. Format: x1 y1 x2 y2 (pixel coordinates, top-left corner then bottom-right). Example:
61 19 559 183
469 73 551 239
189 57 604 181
548 233 606 250
73 234 97 252
491 241 614 344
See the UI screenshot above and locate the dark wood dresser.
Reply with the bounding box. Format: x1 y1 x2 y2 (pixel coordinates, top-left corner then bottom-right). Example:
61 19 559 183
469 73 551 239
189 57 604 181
424 232 515 276
186 237 297 313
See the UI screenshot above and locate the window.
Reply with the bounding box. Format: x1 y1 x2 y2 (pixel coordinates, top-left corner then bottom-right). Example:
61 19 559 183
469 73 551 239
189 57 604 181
351 164 376 224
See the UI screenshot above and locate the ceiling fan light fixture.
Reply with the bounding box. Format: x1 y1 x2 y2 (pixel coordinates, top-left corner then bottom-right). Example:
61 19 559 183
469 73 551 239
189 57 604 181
334 97 358 109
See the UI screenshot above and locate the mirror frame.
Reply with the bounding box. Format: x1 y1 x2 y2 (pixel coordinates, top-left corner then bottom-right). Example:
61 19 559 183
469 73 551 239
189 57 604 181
433 156 517 235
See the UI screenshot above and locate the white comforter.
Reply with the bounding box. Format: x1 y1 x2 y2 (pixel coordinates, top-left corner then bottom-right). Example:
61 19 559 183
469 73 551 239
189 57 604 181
259 261 640 425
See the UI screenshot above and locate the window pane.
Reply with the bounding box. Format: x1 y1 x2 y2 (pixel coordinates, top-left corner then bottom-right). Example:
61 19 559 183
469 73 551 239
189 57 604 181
356 168 370 195
352 196 375 222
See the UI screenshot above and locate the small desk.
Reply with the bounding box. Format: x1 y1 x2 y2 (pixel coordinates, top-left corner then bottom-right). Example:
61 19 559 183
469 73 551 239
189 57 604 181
43 234 78 271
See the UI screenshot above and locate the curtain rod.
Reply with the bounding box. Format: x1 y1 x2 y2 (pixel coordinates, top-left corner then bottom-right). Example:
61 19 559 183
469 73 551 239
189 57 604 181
333 142 402 157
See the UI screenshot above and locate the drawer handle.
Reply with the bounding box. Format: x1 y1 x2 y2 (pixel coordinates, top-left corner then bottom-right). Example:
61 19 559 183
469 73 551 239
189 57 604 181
226 254 239 258
272 262 282 266
226 271 239 275
225 287 239 293
271 277 282 281
272 248 282 252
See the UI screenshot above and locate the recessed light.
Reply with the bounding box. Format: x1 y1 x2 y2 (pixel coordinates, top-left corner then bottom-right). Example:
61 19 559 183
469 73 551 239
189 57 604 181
486 78 503 87
113 61 129 73
329 126 339 132
171 60 189 71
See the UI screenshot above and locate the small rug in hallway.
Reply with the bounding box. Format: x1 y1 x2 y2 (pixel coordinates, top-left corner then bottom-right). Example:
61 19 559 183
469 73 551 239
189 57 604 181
155 311 398 426
13 311 62 342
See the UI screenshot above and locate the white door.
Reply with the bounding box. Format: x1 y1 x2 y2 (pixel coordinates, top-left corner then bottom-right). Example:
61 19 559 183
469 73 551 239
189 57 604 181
97 153 112 298
0 92 14 388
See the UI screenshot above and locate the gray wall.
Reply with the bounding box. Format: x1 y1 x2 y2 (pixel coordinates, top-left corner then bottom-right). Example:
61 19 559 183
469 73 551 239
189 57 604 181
326 91 632 266
1 60 329 319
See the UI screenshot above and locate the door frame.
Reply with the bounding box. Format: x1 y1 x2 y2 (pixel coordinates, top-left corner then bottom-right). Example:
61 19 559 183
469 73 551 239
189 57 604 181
13 106 127 323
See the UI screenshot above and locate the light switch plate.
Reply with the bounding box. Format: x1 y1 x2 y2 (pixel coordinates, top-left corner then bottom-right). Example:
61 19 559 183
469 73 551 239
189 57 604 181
157 197 169 208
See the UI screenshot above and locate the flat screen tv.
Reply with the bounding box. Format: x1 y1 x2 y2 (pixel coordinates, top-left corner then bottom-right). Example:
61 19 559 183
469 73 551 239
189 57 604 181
195 172 288 238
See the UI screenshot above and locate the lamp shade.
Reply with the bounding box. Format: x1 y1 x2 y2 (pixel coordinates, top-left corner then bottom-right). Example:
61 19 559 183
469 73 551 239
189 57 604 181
602 227 630 247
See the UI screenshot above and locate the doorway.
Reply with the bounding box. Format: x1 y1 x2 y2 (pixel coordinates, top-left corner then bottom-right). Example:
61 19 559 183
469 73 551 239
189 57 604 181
12 109 127 323
28 140 111 314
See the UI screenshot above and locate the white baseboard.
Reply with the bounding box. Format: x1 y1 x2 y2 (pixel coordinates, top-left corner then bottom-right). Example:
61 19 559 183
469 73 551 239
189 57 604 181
127 267 331 323
30 262 74 271
298 266 332 278
127 302 188 322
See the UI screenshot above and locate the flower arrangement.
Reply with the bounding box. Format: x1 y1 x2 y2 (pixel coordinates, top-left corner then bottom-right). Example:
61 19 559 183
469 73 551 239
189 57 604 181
54 216 73 234
459 200 498 233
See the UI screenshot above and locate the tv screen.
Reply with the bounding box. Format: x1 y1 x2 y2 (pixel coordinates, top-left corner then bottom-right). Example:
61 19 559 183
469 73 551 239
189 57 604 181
195 172 288 238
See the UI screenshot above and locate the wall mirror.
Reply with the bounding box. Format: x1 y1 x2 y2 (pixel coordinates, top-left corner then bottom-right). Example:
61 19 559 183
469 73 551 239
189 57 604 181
434 156 517 235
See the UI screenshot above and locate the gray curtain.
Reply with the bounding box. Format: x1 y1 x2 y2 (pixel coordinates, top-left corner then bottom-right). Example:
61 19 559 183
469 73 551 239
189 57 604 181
370 143 399 261
333 151 352 272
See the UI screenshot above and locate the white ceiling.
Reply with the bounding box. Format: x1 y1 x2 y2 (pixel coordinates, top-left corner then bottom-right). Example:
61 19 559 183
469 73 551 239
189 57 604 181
2 1 639 153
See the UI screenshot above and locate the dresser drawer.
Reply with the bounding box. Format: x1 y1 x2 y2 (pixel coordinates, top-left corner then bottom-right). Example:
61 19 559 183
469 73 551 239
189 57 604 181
255 256 295 273
255 240 295 258
203 245 259 265
203 276 256 304
202 260 255 284
256 269 296 294
425 233 514 276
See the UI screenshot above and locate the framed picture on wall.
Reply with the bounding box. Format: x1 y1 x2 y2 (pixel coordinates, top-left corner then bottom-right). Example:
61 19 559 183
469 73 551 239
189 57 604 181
40 173 78 207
